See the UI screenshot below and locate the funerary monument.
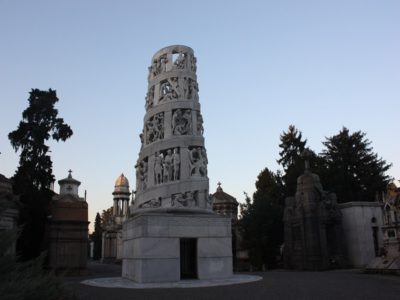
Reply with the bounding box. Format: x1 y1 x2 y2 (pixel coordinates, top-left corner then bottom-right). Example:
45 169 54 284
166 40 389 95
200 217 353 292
49 171 89 274
122 45 233 283
101 174 131 262
283 150 346 270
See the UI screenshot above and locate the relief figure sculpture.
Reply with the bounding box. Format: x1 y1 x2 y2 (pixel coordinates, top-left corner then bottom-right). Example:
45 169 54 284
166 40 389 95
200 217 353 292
163 149 173 182
154 152 163 184
146 113 164 144
174 52 187 69
172 148 180 181
172 109 192 135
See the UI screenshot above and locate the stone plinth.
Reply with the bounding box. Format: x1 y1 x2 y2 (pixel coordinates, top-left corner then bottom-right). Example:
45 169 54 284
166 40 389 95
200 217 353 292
122 212 232 283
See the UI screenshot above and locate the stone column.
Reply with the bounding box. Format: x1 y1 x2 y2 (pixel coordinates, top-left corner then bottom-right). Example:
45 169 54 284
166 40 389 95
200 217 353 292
113 199 118 216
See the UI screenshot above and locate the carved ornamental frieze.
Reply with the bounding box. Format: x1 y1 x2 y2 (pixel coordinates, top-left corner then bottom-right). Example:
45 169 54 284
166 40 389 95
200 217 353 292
133 45 211 214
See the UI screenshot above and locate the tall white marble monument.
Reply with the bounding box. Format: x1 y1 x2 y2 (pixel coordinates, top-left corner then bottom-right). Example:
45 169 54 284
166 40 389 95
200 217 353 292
122 45 233 283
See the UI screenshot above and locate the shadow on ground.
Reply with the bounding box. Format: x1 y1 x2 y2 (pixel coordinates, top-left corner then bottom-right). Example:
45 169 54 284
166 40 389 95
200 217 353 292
64 261 400 300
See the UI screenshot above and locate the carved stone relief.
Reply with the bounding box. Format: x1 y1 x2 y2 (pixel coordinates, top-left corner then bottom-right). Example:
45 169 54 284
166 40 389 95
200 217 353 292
172 109 192 135
188 147 208 177
135 158 148 192
172 148 180 181
159 78 179 102
173 52 187 69
171 191 197 208
197 111 204 135
206 191 213 208
153 148 181 185
139 198 161 208
187 78 199 101
149 54 168 79
145 112 164 144
190 55 197 72
145 86 154 110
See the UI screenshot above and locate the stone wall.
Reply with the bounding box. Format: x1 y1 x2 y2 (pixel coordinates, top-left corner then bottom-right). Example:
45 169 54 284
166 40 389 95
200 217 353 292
340 202 383 267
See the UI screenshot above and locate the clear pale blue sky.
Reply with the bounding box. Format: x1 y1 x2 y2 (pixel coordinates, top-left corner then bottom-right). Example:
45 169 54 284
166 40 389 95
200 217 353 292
1 1 399 231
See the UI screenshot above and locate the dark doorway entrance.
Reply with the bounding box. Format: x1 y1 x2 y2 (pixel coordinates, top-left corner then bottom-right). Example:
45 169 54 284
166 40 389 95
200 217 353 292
180 238 197 279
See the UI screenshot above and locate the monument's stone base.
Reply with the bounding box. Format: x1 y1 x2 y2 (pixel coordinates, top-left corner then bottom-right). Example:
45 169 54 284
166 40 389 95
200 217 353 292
122 212 232 283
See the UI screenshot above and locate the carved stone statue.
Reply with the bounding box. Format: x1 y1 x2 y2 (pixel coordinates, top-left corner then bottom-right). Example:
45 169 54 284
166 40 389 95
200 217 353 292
154 152 163 184
172 148 180 181
188 78 199 101
135 159 148 191
163 149 173 183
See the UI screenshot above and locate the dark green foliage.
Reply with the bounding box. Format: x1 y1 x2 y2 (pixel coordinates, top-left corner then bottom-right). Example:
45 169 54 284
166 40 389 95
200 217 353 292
320 127 392 202
92 212 103 260
277 125 308 195
8 89 73 260
239 168 284 269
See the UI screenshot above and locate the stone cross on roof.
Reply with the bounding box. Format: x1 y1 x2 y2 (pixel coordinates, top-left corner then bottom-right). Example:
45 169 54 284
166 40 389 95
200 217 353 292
68 169 73 178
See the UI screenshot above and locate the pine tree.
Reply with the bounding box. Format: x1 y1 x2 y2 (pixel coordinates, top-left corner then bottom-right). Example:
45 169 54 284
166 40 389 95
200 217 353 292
239 168 284 269
8 89 73 260
320 127 391 202
92 212 103 260
277 125 308 195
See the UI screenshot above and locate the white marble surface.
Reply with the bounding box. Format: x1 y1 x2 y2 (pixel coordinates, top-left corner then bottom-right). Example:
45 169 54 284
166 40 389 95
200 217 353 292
81 274 262 289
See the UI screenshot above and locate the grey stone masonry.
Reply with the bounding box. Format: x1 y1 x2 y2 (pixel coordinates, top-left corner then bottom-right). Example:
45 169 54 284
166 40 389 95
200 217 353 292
134 45 210 215
123 46 233 283
122 213 232 283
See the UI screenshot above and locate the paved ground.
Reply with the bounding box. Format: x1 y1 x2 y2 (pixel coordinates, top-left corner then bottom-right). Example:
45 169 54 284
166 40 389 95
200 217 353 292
65 261 400 300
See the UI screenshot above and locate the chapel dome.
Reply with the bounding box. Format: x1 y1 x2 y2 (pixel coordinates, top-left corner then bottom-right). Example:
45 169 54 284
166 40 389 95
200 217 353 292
114 174 130 194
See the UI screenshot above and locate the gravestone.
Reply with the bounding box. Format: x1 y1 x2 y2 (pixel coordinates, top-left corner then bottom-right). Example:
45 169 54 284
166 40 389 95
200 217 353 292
122 45 233 283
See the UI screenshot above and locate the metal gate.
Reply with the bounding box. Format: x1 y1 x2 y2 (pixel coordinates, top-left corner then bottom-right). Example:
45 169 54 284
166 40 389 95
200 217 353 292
180 238 197 279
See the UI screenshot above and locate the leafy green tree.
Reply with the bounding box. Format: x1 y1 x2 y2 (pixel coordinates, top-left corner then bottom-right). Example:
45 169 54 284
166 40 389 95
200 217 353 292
320 127 391 202
277 125 308 195
92 212 103 260
8 89 73 260
239 168 284 269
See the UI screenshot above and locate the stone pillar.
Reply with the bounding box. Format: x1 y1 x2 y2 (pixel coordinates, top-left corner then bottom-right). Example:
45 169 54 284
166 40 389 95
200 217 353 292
113 199 118 216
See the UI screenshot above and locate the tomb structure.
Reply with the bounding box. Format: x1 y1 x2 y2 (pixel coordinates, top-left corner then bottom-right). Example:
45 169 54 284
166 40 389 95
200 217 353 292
49 170 89 274
283 150 346 270
367 182 400 273
122 45 232 283
101 174 131 262
0 174 19 255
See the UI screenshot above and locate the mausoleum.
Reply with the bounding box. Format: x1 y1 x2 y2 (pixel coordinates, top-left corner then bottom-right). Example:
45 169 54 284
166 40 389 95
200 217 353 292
122 45 233 283
101 174 131 262
48 170 89 274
